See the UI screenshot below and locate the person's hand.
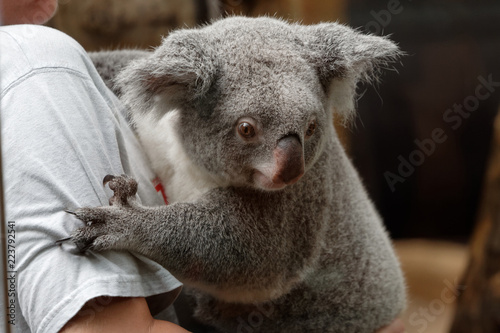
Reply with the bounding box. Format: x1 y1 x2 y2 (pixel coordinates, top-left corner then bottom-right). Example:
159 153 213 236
376 318 405 333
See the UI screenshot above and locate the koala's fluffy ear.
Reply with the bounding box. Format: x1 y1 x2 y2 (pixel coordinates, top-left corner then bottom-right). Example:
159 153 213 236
116 30 217 118
299 23 401 118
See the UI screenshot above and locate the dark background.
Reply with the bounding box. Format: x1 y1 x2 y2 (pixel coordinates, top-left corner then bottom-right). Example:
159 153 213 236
348 0 500 241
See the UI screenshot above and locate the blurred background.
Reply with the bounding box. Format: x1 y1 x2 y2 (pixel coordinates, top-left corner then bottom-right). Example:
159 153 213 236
46 0 500 332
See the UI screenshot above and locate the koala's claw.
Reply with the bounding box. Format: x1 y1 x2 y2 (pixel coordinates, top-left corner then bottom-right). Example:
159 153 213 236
61 175 141 252
74 238 96 253
103 174 138 206
60 206 112 251
102 174 116 186
56 225 98 252
67 209 116 252
55 236 73 245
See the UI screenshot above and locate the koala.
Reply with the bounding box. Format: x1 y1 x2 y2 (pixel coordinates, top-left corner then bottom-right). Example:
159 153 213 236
89 49 150 96
71 16 406 332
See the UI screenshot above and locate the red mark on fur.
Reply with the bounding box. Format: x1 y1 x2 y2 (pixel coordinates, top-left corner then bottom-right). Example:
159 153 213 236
152 177 169 205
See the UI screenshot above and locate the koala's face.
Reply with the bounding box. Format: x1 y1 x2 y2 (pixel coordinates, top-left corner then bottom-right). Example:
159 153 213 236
118 17 400 191
171 20 333 190
178 50 330 190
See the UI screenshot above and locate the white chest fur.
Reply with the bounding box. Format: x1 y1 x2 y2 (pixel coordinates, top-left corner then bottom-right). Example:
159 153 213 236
134 110 223 203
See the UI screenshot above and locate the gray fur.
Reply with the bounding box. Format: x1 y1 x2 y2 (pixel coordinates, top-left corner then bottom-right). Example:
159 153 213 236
89 49 150 95
74 16 405 332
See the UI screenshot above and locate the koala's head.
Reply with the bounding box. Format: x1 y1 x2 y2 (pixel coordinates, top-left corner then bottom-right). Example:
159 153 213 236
117 16 400 191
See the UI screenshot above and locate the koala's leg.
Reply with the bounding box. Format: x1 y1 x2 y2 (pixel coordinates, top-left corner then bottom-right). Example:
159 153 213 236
68 175 316 301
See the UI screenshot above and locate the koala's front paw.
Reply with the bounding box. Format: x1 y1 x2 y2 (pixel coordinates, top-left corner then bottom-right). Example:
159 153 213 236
68 207 126 252
102 174 138 206
64 174 141 252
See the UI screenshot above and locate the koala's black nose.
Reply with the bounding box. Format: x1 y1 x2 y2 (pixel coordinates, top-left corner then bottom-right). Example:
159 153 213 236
273 135 304 185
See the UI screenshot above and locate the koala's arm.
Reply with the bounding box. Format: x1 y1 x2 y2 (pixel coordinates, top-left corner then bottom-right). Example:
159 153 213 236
71 178 320 302
89 50 151 95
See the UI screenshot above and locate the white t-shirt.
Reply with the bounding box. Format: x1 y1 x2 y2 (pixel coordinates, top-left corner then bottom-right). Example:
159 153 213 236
0 25 182 333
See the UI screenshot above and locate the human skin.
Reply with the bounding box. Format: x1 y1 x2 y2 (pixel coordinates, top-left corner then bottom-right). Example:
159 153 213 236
59 297 190 333
0 0 58 25
60 298 404 333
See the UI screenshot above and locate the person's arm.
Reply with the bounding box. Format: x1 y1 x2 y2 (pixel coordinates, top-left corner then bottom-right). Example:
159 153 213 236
0 25 182 332
60 297 190 333
61 296 403 333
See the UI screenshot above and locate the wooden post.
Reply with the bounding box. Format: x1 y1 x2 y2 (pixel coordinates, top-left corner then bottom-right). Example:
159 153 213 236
450 110 500 332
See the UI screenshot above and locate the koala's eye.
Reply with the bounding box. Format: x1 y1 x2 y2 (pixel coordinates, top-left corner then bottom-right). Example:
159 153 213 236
238 122 256 139
305 120 317 138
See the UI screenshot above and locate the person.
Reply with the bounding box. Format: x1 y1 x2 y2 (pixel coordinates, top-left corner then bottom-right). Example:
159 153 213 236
0 1 405 332
1 1 189 332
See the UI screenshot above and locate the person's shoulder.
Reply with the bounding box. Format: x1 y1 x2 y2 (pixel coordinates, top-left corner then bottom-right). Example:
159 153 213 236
0 24 85 62
0 25 92 92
